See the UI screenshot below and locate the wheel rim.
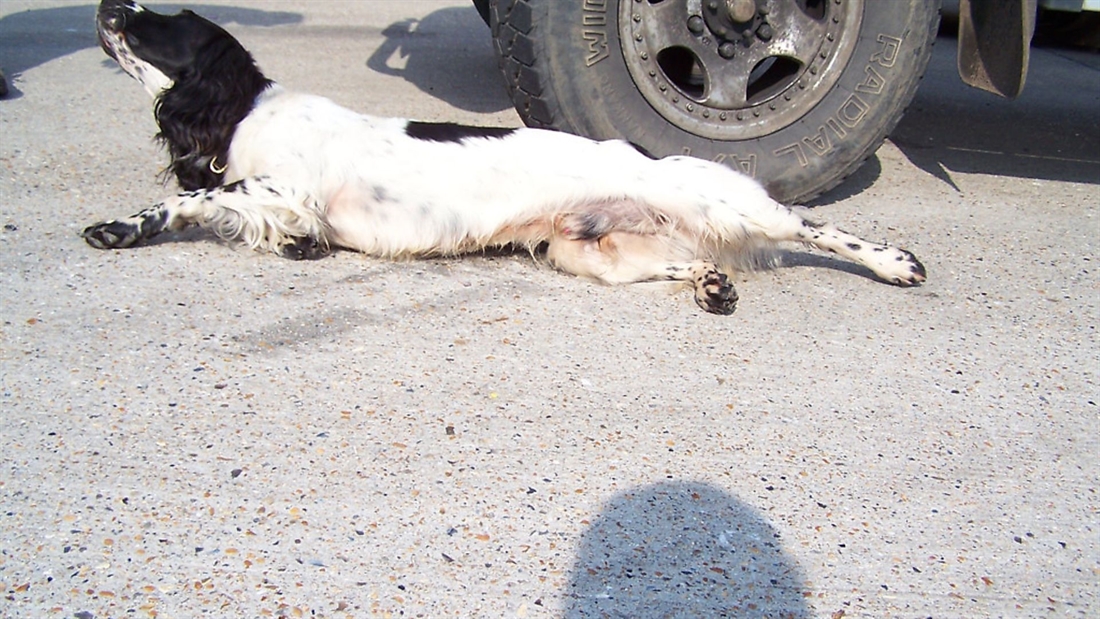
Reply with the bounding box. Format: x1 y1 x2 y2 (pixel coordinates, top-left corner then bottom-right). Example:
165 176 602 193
619 0 863 140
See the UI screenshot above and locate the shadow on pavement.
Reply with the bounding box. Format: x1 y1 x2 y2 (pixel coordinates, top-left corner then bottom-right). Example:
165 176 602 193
889 33 1100 193
801 25 1099 205
804 155 882 207
0 3 301 99
565 481 811 618
367 5 512 115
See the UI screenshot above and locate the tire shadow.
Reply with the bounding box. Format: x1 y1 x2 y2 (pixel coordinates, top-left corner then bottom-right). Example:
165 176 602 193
796 7 1099 204
565 481 812 618
366 6 513 114
889 33 1100 189
803 155 882 207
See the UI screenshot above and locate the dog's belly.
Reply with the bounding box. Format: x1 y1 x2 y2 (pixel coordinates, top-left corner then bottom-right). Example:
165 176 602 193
323 181 530 257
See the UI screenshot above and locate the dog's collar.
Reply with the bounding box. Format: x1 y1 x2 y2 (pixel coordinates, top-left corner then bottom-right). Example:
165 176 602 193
209 156 228 174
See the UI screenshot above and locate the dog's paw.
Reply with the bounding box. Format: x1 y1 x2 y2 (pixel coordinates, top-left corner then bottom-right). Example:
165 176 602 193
82 220 141 249
873 248 926 286
693 269 738 315
278 236 329 260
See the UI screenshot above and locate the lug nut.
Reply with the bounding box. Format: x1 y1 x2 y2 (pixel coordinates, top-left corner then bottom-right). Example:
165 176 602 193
718 42 737 58
727 0 757 23
757 23 773 40
687 15 705 34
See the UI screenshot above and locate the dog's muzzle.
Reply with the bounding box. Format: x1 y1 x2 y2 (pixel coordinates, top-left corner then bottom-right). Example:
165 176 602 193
96 0 139 59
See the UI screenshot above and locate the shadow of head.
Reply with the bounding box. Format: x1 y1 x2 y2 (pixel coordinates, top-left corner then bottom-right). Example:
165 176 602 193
366 6 512 114
565 481 811 618
0 3 301 99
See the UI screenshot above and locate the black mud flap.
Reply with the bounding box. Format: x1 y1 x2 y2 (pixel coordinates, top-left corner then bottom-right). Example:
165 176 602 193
957 0 1038 98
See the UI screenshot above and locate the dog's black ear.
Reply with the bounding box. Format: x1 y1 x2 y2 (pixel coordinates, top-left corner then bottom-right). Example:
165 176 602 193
153 20 272 190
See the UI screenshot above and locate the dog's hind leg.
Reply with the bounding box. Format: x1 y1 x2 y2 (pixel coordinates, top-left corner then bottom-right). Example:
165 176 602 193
792 219 926 285
633 156 926 286
546 232 739 315
748 210 927 286
82 176 328 259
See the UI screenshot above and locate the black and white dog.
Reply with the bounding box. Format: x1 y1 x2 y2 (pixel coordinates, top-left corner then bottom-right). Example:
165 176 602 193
83 0 925 314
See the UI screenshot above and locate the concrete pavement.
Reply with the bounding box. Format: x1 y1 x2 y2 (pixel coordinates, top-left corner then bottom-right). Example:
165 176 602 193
1 1 1097 616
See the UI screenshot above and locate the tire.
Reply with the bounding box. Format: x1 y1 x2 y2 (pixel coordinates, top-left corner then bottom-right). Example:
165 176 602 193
489 0 941 203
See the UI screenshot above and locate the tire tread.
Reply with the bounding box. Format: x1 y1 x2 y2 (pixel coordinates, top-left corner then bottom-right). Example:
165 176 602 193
491 0 561 129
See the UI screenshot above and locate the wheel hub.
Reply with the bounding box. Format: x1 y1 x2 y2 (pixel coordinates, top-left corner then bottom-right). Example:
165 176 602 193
701 0 761 43
619 0 863 140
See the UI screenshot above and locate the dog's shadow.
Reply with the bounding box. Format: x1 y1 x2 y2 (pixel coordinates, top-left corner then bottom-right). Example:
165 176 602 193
0 3 301 100
366 6 513 114
777 249 885 282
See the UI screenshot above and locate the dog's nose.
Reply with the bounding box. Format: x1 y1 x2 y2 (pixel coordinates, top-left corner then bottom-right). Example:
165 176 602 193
97 0 138 32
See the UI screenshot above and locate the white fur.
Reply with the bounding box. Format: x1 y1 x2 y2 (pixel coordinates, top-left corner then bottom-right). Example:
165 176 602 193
225 88 777 255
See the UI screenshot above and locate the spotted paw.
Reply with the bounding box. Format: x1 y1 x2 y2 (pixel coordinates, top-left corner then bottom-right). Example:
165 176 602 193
694 270 738 315
278 236 329 260
879 248 927 286
82 220 141 249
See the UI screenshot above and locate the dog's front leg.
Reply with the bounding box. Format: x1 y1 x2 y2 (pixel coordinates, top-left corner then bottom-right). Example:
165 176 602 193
82 176 329 259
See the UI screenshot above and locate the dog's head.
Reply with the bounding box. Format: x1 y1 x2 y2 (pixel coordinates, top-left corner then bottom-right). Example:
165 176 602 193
96 0 272 190
97 0 234 98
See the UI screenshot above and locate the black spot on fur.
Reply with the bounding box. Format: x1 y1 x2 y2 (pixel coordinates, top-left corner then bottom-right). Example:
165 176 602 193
846 242 862 251
139 207 169 238
404 121 517 143
569 212 612 240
